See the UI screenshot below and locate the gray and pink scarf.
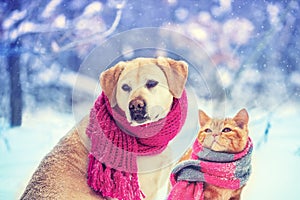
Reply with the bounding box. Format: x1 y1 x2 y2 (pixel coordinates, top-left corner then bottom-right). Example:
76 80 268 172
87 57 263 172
86 91 187 200
168 137 253 200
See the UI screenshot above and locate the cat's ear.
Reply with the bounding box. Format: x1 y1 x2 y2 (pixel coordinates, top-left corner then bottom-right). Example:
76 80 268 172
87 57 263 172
233 108 249 129
198 110 211 127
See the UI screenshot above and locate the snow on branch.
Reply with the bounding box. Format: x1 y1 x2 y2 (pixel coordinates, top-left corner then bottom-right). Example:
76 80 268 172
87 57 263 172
59 0 126 52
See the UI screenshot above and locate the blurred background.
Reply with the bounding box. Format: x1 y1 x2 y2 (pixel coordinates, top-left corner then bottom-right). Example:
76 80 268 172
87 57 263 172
0 0 300 199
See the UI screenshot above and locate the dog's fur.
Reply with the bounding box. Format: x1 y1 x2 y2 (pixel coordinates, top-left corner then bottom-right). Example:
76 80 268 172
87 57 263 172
20 57 188 200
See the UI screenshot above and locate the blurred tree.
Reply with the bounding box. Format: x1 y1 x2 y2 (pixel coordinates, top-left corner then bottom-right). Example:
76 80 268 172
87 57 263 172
8 39 22 127
6 0 23 127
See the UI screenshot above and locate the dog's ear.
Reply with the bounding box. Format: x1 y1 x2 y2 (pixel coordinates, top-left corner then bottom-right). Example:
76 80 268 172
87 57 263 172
100 61 126 107
156 56 188 98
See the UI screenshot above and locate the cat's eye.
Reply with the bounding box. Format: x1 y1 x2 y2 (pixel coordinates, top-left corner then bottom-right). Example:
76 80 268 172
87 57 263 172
204 128 212 133
121 84 131 92
222 127 232 133
146 80 158 89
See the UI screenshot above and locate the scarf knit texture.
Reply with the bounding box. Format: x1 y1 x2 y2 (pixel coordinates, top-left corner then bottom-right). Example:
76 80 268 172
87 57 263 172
86 91 188 200
168 137 253 200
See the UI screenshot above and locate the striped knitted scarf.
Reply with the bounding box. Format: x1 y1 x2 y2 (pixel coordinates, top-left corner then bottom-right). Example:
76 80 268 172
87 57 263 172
86 91 187 200
168 137 253 200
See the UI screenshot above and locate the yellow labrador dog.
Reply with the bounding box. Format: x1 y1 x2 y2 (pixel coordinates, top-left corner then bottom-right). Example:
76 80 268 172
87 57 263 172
21 57 188 200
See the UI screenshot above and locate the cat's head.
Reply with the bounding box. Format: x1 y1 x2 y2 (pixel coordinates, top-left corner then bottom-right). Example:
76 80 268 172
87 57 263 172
197 109 249 153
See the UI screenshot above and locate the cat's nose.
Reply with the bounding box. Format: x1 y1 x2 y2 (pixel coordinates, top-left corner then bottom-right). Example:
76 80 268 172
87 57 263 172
212 133 219 137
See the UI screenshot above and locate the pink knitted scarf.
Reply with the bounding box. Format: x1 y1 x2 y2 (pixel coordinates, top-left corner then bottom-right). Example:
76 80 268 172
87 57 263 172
168 138 253 200
86 91 187 200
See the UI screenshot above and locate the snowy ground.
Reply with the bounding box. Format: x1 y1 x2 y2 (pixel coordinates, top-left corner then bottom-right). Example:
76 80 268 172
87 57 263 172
0 108 75 200
243 103 300 200
0 103 300 200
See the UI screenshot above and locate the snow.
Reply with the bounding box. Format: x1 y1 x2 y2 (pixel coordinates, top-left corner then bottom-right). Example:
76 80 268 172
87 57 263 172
267 4 280 27
42 0 63 18
212 0 232 16
3 10 27 30
0 108 74 199
223 18 254 45
290 72 300 86
243 104 300 200
83 2 103 17
53 14 67 28
1 102 300 199
175 7 189 21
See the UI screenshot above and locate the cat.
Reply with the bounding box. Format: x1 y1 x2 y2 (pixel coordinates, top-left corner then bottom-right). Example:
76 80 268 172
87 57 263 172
179 108 250 200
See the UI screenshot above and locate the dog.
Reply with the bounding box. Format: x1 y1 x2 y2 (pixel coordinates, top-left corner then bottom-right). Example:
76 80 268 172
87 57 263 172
20 57 188 200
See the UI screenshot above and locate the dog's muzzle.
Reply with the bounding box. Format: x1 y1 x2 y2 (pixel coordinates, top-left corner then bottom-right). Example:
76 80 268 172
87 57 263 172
129 97 148 124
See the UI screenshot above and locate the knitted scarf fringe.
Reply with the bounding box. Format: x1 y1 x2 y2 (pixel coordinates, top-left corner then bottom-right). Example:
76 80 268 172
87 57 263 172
87 154 145 200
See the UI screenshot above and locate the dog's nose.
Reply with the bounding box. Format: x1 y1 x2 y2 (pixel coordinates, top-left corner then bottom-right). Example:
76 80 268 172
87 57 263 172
129 97 147 123
129 98 145 110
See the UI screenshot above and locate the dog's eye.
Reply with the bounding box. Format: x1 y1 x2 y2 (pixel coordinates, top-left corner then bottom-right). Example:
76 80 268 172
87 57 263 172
121 84 131 92
222 127 232 133
146 80 158 89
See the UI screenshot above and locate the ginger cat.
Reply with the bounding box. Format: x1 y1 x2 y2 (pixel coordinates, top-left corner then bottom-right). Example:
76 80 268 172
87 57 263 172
180 108 250 200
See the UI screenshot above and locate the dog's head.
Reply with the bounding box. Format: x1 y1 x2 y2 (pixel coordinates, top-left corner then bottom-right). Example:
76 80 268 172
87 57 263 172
100 57 188 126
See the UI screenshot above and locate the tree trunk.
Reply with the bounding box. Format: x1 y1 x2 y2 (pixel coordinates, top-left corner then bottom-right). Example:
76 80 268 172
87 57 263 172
8 39 23 127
